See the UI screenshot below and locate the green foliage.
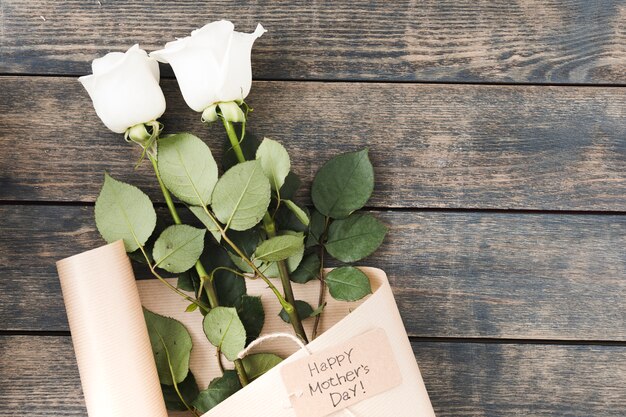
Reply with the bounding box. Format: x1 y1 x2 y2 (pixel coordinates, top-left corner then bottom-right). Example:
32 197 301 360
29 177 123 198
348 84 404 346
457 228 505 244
200 245 247 308
226 228 261 258
157 133 218 206
283 199 310 226
227 252 254 273
203 307 246 361
311 149 374 219
177 268 199 293
241 353 283 380
279 299 316 323
94 173 156 252
290 252 321 283
236 295 265 345
325 267 372 301
262 244 304 277
189 206 221 243
256 138 290 191
192 370 241 413
254 233 305 262
144 308 192 386
310 302 326 317
279 172 301 200
325 213 387 262
275 204 309 233
214 273 246 308
127 215 167 265
306 210 327 248
152 225 205 273
211 161 271 231
229 247 304 277
161 371 199 411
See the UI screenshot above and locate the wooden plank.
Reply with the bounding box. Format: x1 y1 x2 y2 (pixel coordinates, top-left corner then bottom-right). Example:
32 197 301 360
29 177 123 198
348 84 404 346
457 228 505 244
1 336 624 416
413 341 626 416
1 1 625 84
1 77 625 210
1 205 624 340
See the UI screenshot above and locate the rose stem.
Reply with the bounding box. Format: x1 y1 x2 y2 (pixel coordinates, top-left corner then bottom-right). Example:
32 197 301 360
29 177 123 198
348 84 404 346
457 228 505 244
222 118 309 344
148 153 220 309
311 216 330 339
149 150 250 385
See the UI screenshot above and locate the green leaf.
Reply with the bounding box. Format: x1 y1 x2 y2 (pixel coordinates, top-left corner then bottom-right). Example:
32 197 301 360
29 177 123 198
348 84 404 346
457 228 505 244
143 308 192 385
230 244 304 277
152 225 205 273
279 300 314 323
261 244 304 277
228 252 254 273
177 267 199 293
325 267 372 301
283 200 309 226
192 370 241 413
94 173 156 252
203 307 246 361
311 302 326 317
241 353 283 380
211 161 271 231
214 273 246 307
325 213 387 262
161 371 199 411
201 244 247 307
279 172 301 200
236 295 265 345
226 228 261 258
256 137 291 192
290 252 321 283
254 233 304 262
157 133 218 206
306 209 328 248
275 204 308 233
127 216 167 265
311 149 374 219
189 205 221 243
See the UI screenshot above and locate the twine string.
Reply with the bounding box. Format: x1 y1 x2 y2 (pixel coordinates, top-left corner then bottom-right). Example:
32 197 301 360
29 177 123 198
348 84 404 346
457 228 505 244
238 332 357 416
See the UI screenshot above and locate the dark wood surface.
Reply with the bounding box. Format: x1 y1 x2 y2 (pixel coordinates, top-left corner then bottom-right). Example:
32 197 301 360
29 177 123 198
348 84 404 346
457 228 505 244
1 205 625 341
0 1 624 416
2 1 625 83
2 77 626 210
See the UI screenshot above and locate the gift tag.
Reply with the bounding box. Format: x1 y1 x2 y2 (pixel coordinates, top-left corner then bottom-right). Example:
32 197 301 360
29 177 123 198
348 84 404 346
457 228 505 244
281 328 403 417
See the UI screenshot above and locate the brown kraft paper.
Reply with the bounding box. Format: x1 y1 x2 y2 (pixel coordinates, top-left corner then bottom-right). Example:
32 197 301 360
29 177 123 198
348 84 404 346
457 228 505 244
56 240 168 417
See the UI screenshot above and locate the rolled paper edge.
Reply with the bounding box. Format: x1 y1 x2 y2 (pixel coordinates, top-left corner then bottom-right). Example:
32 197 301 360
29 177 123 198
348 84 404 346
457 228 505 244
57 240 168 417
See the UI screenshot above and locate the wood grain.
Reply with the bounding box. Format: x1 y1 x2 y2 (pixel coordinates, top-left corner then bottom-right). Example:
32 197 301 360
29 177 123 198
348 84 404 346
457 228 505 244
1 336 624 416
1 77 625 210
2 1 624 415
1 205 624 340
414 341 626 417
1 1 625 84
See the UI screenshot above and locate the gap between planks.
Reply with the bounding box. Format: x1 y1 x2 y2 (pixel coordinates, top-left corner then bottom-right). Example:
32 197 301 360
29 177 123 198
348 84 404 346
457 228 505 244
0 330 624 347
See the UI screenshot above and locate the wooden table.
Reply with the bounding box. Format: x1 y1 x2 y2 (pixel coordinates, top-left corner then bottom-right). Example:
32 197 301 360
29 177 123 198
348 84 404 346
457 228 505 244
1 1 625 416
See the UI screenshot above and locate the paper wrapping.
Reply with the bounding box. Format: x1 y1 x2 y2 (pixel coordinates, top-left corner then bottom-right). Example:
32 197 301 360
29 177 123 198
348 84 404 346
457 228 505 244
138 267 436 417
56 240 168 417
58 241 434 417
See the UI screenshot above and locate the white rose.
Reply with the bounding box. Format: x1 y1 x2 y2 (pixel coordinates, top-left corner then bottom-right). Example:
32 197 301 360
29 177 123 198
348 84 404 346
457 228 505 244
150 20 266 113
79 45 166 134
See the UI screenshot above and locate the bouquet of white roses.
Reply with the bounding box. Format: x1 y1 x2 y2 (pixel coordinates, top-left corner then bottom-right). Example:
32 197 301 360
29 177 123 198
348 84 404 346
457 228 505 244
59 20 435 417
